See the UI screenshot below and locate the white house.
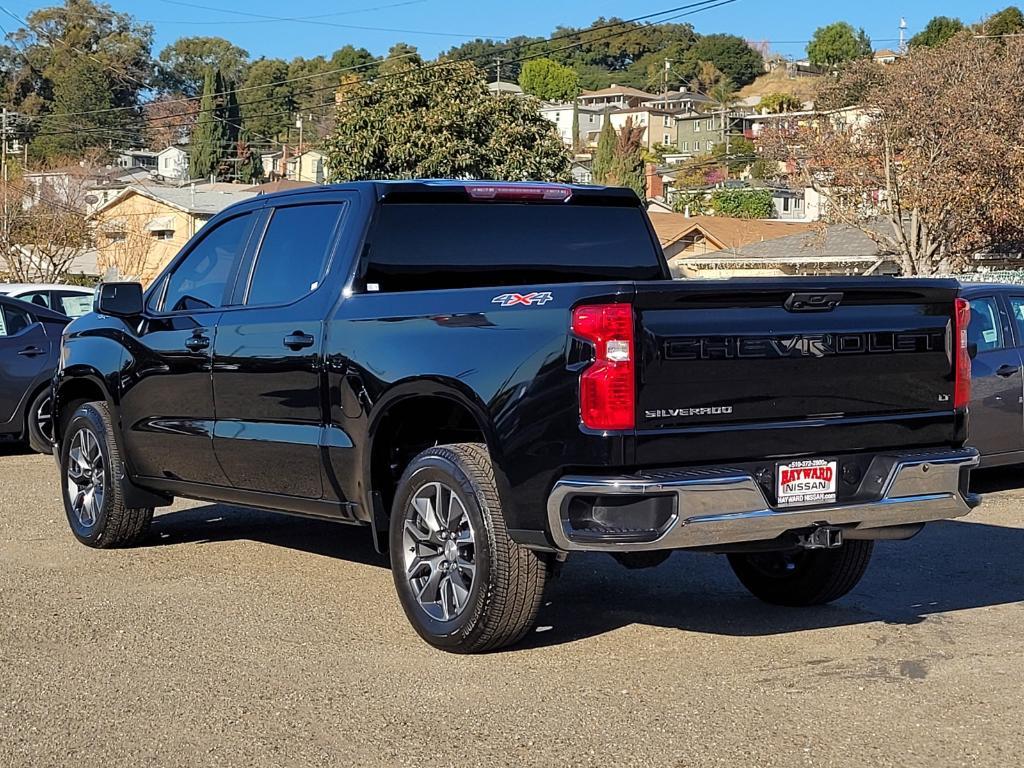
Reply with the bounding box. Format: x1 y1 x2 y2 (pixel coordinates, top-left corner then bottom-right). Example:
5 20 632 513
157 146 189 182
538 103 607 148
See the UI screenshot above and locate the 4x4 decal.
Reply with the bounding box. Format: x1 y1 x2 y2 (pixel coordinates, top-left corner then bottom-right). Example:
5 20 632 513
491 292 554 307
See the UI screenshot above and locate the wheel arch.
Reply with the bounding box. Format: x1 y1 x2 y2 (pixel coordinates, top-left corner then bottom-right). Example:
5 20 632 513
365 378 506 540
54 371 115 446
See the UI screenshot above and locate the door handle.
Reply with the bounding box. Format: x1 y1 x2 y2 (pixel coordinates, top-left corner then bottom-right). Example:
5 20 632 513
283 332 315 350
17 346 44 357
185 334 210 351
996 364 1019 378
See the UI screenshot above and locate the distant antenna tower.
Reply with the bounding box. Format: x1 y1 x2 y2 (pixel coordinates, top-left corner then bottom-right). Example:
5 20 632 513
899 17 908 53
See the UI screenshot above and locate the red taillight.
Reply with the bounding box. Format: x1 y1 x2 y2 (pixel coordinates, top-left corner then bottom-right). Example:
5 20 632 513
572 303 635 431
954 297 971 409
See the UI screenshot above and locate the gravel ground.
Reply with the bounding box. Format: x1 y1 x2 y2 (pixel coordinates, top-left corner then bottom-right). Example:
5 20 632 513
1 445 1022 768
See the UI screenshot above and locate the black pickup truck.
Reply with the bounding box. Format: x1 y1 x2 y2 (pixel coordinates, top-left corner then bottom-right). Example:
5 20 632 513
53 181 979 653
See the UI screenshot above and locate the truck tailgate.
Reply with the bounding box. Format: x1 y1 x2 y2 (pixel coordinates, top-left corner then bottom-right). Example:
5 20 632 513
633 278 961 465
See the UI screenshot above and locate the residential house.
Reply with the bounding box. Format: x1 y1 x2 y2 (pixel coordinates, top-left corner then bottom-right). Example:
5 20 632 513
157 146 190 182
641 89 713 113
90 182 259 285
681 222 901 278
570 160 593 185
487 81 524 96
247 179 315 195
20 165 156 214
115 149 159 171
647 212 815 276
873 49 902 65
260 150 284 180
286 149 329 184
607 107 680 151
674 111 726 157
538 102 607 147
578 84 659 109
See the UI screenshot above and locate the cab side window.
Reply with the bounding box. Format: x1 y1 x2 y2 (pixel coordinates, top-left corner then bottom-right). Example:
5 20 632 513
245 203 344 306
967 296 1004 353
161 213 254 313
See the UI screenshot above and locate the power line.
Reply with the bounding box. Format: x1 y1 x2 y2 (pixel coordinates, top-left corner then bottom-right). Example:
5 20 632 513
27 0 740 146
23 0 736 124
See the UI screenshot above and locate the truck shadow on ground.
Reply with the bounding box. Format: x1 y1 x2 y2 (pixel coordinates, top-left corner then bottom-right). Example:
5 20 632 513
146 467 1024 649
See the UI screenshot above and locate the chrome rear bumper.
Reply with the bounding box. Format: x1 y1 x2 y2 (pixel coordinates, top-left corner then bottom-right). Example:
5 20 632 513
546 448 980 552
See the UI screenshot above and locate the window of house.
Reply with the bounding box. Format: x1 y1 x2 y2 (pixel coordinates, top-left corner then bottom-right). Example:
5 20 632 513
707 119 714 130
152 229 175 241
245 203 344 306
694 122 700 132
782 197 791 212
663 115 671 127
707 140 713 151
663 133 671 145
682 141 689 151
161 212 254 313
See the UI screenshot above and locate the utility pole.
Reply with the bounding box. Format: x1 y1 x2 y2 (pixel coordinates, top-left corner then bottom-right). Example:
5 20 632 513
2 107 8 255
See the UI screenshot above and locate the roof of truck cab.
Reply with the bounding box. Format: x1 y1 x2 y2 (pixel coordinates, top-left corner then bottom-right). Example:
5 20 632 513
240 179 638 204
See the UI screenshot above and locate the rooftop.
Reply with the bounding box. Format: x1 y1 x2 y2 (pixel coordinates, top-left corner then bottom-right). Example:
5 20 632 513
93 182 259 216
581 84 659 100
649 213 816 251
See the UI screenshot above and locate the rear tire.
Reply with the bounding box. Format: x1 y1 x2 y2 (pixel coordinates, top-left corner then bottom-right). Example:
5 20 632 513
728 540 873 606
389 443 548 653
27 387 54 455
60 402 152 548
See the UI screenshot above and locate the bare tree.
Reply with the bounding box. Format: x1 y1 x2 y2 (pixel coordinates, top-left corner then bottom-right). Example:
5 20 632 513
1 172 93 283
761 35 1024 275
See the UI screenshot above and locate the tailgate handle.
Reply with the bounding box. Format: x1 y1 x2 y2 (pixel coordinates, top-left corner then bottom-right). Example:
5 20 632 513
784 292 843 312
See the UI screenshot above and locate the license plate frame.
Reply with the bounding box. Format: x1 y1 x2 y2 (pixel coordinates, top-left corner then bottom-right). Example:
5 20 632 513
776 459 838 508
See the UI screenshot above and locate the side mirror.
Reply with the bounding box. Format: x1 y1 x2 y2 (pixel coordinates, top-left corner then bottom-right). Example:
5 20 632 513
967 342 979 360
96 282 144 318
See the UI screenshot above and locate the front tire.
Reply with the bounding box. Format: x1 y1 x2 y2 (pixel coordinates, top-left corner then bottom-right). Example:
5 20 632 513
728 540 874 606
389 443 548 653
26 387 54 455
60 402 153 548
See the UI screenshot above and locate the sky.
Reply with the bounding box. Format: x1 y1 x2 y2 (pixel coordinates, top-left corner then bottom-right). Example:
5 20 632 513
0 0 1010 62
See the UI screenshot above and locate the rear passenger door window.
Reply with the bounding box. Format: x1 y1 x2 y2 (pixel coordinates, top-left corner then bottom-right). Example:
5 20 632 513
161 213 255 313
245 203 344 306
0 303 32 336
967 297 1004 352
1006 297 1024 347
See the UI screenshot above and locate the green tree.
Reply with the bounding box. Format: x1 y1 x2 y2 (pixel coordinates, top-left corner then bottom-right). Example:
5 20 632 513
32 58 121 158
190 68 230 180
679 34 763 87
909 16 965 48
380 42 422 74
592 119 616 184
9 1 153 151
710 188 775 219
157 36 249 97
757 92 804 113
807 22 873 69
749 157 780 181
323 59 569 182
672 190 709 215
711 137 755 173
984 6 1024 36
240 58 295 141
518 58 580 101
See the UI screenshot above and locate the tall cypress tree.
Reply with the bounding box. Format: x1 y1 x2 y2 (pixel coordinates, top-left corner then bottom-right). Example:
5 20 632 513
592 119 616 184
190 68 230 181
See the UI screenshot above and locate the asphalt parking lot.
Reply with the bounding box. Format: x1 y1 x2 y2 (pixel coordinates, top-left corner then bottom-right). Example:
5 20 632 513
1 447 1022 768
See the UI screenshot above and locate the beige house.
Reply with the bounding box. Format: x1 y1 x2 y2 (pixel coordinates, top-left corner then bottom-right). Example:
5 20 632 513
286 149 330 184
90 183 258 285
647 213 815 277
607 108 681 151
